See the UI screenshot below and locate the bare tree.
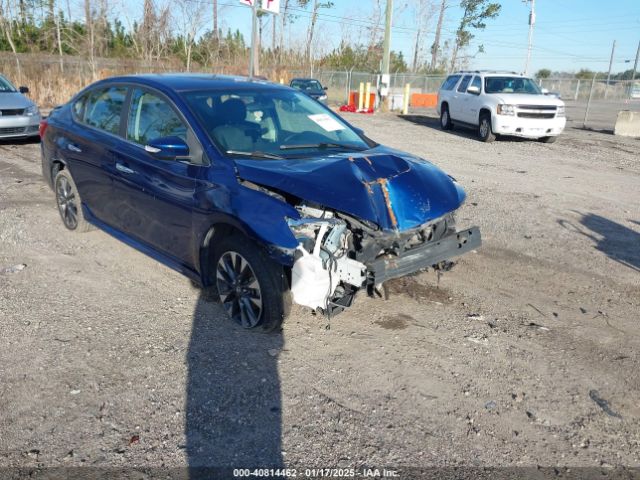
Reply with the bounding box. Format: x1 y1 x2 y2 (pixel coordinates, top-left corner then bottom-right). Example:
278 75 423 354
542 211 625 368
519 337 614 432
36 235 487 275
176 0 207 71
0 0 22 80
409 0 436 72
430 0 449 71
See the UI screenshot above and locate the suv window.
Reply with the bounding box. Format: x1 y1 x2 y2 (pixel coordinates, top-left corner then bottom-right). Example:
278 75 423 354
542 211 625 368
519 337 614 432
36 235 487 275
457 75 472 93
127 89 187 145
469 76 482 93
82 86 127 135
441 75 461 91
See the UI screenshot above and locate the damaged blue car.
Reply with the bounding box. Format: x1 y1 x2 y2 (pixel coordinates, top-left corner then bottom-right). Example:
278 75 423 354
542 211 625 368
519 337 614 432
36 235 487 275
41 74 480 332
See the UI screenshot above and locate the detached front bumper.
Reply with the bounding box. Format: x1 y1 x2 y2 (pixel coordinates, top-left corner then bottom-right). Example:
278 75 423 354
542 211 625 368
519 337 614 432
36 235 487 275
367 226 481 284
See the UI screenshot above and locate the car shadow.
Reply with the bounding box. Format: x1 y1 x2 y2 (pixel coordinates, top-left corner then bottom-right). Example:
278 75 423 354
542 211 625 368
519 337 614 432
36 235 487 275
399 114 533 143
558 213 640 272
186 290 284 477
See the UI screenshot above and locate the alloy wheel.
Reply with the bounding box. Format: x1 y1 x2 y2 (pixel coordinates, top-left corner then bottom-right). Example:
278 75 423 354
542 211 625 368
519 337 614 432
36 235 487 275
216 251 263 328
480 119 489 138
56 176 78 229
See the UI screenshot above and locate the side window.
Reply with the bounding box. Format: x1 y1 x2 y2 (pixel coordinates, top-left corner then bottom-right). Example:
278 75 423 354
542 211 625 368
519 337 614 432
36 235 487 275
457 75 472 93
441 75 461 91
83 86 127 135
127 88 204 164
469 76 482 92
72 93 88 119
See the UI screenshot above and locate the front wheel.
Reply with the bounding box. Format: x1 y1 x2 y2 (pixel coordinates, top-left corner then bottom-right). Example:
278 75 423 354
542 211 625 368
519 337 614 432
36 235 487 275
213 234 290 332
539 136 557 144
478 114 496 143
440 104 453 130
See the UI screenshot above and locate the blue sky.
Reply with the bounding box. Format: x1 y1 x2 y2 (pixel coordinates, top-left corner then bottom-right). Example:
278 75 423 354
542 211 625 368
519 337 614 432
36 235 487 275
207 0 640 74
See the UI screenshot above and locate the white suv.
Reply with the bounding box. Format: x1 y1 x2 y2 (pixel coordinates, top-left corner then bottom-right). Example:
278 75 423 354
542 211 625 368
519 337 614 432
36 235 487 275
436 71 566 143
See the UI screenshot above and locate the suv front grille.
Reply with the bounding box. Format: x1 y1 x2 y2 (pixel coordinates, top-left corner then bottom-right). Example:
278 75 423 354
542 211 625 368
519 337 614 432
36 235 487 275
518 112 556 119
516 104 557 119
517 105 557 110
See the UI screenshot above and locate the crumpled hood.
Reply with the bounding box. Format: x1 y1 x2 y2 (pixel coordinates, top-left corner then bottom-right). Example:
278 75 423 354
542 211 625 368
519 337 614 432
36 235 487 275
0 92 33 109
234 149 466 231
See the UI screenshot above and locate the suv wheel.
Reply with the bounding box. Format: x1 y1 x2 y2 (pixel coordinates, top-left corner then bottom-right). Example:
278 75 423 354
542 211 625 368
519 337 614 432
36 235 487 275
54 169 93 232
213 234 290 332
440 104 453 130
539 136 557 144
478 113 496 143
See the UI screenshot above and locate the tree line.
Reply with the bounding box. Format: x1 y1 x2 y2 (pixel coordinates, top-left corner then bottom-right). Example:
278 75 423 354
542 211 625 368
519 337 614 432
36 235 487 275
0 0 502 76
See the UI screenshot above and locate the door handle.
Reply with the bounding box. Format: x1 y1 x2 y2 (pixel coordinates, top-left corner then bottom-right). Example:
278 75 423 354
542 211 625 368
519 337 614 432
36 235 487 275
115 162 135 174
67 143 82 153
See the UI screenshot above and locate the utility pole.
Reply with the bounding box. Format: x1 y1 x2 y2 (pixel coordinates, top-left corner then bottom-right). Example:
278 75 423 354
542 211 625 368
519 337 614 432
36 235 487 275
524 0 535 75
631 40 640 82
605 39 616 98
249 0 259 78
380 0 393 110
213 0 218 41
382 0 393 76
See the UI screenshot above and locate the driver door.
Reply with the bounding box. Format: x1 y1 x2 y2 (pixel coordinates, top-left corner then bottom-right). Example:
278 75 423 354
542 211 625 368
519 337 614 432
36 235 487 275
109 87 203 266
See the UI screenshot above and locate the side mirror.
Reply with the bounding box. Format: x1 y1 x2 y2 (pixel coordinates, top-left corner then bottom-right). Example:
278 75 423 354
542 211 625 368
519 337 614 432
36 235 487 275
145 136 190 160
19 86 29 94
541 88 549 94
323 86 328 91
353 127 365 136
467 85 480 95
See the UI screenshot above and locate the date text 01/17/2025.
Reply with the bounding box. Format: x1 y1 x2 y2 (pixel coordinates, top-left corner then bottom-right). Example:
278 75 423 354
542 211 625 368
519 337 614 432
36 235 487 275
232 468 400 478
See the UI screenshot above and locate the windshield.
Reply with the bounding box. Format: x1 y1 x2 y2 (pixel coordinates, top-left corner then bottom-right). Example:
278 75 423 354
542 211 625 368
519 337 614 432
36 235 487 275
291 80 323 91
484 76 542 95
183 88 370 158
0 75 17 93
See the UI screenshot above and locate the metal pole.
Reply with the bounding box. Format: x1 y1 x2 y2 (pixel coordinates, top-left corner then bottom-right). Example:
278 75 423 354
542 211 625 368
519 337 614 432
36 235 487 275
604 40 616 98
524 0 535 75
631 40 640 82
382 0 393 75
583 74 597 128
249 0 259 78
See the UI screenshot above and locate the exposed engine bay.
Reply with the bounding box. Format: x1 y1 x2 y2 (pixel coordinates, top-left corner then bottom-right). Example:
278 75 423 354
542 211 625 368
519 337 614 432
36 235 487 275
287 203 458 315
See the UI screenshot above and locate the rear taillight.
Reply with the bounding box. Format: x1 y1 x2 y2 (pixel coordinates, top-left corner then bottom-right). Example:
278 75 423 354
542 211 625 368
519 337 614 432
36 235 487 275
39 119 48 138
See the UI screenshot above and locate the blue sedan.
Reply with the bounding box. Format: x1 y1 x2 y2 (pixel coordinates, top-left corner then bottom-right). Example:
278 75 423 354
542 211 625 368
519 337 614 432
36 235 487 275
41 74 480 332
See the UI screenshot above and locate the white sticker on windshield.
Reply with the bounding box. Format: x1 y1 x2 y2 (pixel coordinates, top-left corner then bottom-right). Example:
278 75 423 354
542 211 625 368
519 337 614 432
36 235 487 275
308 113 345 132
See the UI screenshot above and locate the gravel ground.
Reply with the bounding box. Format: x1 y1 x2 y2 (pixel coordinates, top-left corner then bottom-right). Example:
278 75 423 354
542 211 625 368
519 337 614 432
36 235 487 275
0 114 639 477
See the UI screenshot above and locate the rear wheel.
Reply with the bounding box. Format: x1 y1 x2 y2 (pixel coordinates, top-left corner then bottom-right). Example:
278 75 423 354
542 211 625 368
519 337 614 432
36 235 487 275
440 104 453 130
478 113 496 143
54 169 93 232
213 234 290 332
539 136 557 144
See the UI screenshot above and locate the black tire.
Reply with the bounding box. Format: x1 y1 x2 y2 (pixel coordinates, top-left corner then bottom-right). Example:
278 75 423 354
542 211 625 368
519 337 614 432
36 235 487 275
478 113 496 143
440 104 453 130
213 234 290 332
539 136 557 144
54 169 93 232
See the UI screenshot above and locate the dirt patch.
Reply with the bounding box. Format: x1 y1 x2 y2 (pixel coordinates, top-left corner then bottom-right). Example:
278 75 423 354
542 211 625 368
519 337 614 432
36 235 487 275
385 276 452 303
375 313 415 330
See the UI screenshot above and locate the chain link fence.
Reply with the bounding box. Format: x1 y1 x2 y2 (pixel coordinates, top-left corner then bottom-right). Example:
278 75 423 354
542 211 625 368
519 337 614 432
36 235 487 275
1 53 637 132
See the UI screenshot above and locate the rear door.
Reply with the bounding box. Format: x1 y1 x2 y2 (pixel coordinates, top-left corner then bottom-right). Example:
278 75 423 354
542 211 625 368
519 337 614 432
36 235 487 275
451 75 472 121
109 87 203 266
61 85 128 227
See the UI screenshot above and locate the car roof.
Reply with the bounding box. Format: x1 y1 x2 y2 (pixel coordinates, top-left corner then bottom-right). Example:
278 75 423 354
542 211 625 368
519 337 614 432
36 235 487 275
93 73 288 92
290 78 320 82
